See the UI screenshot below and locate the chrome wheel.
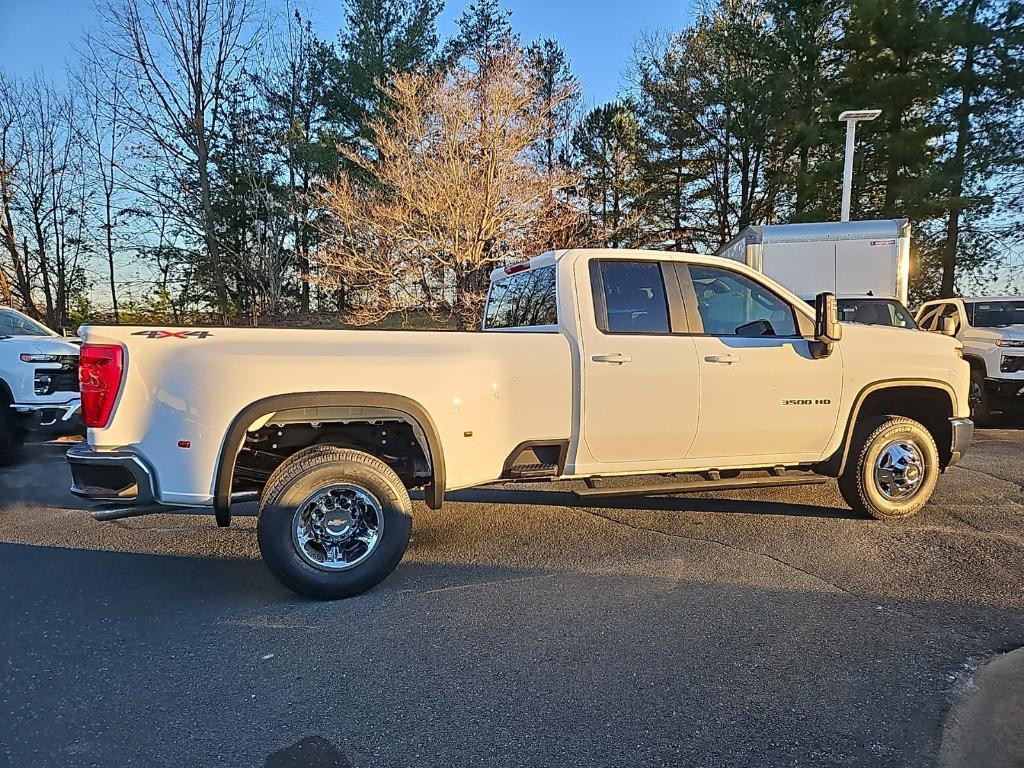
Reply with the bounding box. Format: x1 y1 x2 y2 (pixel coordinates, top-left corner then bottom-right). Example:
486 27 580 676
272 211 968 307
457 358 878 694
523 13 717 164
873 439 926 501
291 483 383 571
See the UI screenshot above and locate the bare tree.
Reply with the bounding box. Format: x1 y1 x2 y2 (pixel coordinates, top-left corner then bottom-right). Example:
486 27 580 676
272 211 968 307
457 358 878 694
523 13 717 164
99 0 259 321
0 74 35 310
77 39 130 322
317 45 582 329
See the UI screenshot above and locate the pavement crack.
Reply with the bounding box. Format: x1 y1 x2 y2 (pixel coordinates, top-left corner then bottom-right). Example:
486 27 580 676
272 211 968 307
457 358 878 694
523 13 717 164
400 573 556 598
951 464 1024 492
572 507 999 644
574 506 861 598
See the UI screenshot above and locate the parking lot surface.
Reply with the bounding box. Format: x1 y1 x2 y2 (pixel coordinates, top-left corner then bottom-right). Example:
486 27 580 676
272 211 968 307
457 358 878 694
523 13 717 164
1 429 1022 767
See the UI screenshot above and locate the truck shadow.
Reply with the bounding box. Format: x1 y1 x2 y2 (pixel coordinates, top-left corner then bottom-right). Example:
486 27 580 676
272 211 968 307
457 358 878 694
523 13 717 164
438 486 860 520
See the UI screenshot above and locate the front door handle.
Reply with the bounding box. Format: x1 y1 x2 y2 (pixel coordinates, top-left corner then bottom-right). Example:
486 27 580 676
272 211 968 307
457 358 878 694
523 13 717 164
592 353 632 364
704 353 740 364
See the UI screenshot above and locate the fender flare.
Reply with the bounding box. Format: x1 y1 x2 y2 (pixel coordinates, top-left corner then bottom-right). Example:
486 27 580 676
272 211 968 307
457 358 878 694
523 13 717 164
820 378 958 476
213 391 446 527
962 353 987 374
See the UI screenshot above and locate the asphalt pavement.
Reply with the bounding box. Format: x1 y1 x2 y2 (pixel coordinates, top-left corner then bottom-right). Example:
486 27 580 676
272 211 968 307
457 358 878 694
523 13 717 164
1 429 1022 768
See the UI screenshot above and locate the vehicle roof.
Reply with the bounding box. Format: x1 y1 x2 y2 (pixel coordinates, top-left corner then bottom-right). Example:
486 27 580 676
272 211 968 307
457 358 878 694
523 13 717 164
716 219 908 253
490 248 755 281
828 294 901 301
920 296 1024 305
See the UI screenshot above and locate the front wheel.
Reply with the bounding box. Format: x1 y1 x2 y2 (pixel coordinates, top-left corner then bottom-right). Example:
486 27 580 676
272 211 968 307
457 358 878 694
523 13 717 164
257 445 413 599
838 416 939 520
0 401 25 466
969 367 996 426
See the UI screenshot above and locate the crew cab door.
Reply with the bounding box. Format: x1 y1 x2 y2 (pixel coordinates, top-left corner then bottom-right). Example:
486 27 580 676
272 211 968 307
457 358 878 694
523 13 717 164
577 258 700 467
679 264 843 462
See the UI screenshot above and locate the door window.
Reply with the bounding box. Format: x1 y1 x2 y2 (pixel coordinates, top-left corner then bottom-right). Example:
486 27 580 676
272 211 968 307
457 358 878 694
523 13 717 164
594 261 671 334
686 265 797 337
916 305 939 330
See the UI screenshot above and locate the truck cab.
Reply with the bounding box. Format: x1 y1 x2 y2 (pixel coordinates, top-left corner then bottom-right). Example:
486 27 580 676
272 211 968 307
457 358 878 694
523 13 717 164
0 307 81 464
916 297 1024 422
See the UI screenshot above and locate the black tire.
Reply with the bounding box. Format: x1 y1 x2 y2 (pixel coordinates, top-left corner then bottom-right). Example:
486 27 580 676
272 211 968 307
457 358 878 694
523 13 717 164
0 397 25 467
257 445 412 599
838 415 939 521
969 367 996 426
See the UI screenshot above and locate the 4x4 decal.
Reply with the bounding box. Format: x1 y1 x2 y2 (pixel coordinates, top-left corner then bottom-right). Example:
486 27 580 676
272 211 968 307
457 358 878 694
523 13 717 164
131 330 214 339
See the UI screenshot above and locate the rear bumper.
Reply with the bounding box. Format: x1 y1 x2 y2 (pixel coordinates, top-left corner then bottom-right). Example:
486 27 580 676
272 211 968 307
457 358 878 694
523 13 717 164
948 417 973 468
66 442 156 504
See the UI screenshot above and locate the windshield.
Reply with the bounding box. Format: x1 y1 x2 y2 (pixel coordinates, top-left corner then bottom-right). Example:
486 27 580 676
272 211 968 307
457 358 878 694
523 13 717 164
837 299 917 329
965 300 1024 328
0 309 53 337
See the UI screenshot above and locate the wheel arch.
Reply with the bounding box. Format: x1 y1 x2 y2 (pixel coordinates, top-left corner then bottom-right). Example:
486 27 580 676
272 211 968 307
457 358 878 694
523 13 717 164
818 379 957 476
962 353 987 374
213 391 446 527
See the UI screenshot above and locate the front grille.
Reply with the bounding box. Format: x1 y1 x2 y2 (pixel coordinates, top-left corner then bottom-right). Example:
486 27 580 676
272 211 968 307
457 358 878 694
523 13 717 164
34 355 79 395
1000 355 1024 374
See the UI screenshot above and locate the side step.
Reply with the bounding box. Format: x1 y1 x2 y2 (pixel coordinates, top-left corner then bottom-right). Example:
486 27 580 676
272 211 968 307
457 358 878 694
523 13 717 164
508 462 559 480
573 473 827 499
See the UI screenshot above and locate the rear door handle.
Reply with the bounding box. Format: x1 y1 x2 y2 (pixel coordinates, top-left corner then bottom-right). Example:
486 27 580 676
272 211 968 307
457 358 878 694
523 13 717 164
704 353 740 364
592 353 632 364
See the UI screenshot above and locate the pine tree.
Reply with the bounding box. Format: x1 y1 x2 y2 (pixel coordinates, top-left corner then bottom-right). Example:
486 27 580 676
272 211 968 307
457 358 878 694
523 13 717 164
833 0 949 221
930 0 1024 296
329 0 443 141
572 101 648 248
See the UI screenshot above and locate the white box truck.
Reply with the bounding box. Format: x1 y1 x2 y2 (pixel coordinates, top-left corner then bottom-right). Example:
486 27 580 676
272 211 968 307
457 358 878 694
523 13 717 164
717 219 914 328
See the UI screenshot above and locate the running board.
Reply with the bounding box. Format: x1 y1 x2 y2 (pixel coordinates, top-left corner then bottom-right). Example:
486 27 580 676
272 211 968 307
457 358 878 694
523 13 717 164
573 474 827 499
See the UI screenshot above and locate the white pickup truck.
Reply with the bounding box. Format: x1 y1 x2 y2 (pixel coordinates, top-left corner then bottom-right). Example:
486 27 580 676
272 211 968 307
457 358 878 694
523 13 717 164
916 296 1024 423
1 307 81 464
68 249 972 599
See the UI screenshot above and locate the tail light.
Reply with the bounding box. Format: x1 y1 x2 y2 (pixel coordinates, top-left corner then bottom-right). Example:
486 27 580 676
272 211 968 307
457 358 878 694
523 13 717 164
79 344 124 428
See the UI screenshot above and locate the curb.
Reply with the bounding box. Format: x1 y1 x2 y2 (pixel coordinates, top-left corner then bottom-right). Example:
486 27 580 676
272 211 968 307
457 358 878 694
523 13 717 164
939 646 1024 768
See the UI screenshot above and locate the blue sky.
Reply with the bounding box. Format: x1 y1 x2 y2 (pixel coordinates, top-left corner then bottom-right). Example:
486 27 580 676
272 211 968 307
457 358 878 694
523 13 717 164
0 0 692 106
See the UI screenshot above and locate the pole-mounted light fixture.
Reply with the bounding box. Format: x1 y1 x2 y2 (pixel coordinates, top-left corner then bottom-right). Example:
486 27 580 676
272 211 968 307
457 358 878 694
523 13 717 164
838 109 881 222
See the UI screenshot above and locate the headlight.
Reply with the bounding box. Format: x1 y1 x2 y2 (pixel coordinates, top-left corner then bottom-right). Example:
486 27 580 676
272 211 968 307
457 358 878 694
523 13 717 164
996 339 1024 347
20 353 60 363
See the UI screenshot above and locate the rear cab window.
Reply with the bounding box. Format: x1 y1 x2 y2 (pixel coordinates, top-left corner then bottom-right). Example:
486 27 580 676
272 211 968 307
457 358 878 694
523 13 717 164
594 261 671 334
483 264 558 330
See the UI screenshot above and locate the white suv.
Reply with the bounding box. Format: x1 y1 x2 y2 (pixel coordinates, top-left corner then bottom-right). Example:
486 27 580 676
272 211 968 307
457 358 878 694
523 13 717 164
916 297 1024 422
0 307 81 463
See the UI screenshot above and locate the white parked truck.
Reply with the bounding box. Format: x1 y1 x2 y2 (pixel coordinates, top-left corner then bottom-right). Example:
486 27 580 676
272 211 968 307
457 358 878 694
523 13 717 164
68 249 972 599
916 296 1024 423
717 219 915 328
1 307 81 464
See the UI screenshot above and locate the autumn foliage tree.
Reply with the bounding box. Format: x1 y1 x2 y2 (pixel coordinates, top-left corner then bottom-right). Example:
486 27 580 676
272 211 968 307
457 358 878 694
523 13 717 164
316 44 582 329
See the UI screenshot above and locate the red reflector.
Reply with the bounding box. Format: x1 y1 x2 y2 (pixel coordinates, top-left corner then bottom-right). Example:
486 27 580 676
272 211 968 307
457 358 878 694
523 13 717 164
79 344 124 428
177 440 191 449
504 262 530 274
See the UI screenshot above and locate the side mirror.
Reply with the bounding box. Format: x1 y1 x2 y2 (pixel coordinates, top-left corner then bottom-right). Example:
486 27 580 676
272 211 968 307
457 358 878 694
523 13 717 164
939 316 957 336
814 292 842 343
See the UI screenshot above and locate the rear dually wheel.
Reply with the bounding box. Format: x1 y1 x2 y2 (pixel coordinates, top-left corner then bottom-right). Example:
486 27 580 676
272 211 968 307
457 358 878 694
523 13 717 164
257 445 412 599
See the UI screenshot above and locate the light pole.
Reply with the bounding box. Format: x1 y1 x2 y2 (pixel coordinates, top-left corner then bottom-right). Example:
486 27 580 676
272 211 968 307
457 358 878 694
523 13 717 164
838 109 881 222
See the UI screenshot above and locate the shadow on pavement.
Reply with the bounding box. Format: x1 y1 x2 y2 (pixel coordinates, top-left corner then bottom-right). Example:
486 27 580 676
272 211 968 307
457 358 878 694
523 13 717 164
443 485 859 520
